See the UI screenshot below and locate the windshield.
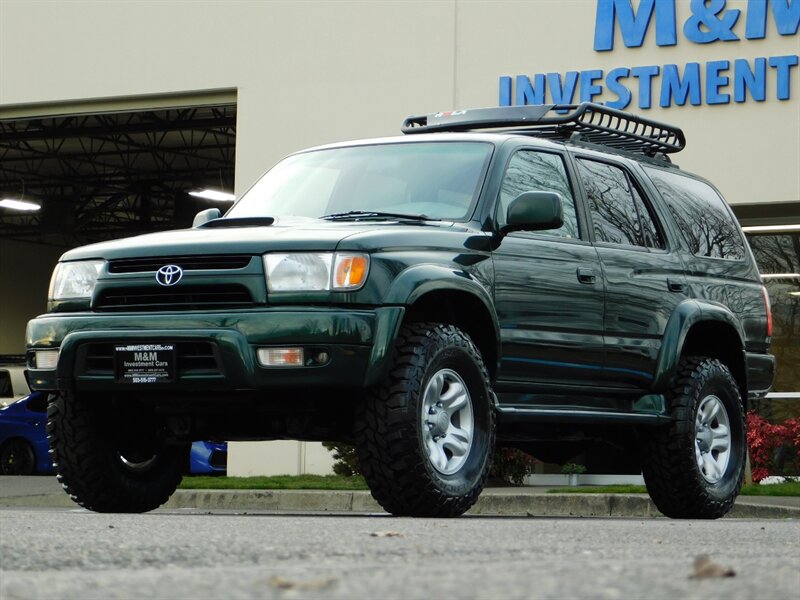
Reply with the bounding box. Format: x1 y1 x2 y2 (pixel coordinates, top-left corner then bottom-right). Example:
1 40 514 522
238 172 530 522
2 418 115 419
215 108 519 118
226 142 493 221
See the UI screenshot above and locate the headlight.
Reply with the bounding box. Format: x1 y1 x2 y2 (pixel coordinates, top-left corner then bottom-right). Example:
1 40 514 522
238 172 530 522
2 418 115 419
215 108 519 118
264 253 369 292
48 260 104 300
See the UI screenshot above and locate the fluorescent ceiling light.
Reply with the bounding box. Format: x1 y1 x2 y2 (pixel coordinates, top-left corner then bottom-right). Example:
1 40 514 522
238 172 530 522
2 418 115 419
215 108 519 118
188 188 235 202
742 224 800 233
0 198 40 211
761 273 800 279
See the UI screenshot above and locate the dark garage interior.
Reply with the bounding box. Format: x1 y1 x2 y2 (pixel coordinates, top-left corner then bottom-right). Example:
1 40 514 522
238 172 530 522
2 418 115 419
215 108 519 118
0 102 237 247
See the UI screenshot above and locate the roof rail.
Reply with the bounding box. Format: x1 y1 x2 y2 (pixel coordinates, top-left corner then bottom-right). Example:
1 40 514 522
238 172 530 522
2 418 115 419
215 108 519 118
402 103 686 157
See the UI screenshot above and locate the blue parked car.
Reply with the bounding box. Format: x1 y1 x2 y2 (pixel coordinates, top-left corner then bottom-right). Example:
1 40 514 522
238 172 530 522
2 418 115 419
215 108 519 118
0 392 52 475
188 440 228 475
0 393 227 475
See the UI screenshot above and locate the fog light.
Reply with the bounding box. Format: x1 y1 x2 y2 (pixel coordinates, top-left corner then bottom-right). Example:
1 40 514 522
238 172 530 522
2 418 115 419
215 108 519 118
257 347 305 367
35 350 59 369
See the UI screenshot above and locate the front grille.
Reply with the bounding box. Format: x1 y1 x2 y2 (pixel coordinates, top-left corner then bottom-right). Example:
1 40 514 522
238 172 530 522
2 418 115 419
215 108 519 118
78 341 222 377
177 342 220 373
84 343 115 374
108 255 252 274
95 284 253 311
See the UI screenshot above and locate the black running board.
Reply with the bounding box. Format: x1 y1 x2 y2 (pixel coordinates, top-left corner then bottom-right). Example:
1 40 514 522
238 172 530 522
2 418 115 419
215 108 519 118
496 406 672 426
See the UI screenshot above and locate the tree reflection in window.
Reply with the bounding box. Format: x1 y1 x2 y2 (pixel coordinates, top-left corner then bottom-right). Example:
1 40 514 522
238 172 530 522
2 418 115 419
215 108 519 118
746 232 800 400
748 233 800 274
497 151 580 239
577 159 663 248
645 168 745 260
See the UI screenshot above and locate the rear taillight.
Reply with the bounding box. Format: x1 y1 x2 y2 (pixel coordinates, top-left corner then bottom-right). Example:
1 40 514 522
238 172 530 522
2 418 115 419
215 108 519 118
761 285 773 338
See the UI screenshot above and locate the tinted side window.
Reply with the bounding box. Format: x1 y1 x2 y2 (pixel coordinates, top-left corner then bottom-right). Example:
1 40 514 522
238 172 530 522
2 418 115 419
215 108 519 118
645 167 745 260
497 151 580 239
631 185 664 249
0 371 10 398
577 159 664 249
27 394 47 412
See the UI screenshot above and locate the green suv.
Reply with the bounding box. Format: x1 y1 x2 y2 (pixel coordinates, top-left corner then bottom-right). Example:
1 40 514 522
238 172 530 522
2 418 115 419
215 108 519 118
26 103 775 518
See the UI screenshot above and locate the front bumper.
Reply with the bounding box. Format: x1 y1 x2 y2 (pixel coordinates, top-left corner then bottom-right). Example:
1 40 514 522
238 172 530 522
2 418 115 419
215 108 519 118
26 306 404 393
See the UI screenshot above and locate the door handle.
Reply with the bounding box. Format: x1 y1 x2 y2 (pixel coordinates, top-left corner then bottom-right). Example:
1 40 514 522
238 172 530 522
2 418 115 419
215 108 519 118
577 267 597 284
667 279 685 293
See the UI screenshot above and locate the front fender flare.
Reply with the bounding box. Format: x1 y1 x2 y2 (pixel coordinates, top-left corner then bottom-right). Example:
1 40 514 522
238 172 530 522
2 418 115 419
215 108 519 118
380 263 501 369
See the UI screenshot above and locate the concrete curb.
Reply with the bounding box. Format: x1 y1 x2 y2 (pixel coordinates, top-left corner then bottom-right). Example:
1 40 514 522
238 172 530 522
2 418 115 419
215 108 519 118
3 488 798 518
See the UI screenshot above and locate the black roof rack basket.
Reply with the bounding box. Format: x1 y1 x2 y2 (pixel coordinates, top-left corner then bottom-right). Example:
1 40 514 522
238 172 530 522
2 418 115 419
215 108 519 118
402 103 686 157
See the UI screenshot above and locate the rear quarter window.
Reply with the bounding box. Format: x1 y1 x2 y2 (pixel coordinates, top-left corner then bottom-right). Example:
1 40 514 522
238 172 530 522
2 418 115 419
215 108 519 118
577 159 664 249
644 167 745 261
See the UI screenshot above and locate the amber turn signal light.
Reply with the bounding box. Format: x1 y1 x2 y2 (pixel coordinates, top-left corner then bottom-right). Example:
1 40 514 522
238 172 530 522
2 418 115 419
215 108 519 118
333 254 369 290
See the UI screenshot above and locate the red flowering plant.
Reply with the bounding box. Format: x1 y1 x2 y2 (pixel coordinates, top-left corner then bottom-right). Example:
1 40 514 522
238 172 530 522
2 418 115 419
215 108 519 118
746 411 800 482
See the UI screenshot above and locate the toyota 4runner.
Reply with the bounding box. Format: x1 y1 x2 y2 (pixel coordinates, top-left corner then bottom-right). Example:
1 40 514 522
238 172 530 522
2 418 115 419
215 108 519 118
26 103 775 518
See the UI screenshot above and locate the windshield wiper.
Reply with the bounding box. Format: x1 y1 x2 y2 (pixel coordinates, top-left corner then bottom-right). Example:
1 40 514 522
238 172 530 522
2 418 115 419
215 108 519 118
320 211 440 222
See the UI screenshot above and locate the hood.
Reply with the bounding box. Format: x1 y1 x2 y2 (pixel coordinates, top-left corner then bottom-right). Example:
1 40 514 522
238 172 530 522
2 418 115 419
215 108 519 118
60 217 459 261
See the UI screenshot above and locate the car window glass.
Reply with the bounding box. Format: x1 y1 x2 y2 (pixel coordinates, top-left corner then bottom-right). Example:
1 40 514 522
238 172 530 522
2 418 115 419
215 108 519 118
747 233 800 274
0 371 11 398
229 142 492 221
645 167 745 260
27 394 47 412
577 159 660 248
497 150 580 239
631 184 665 249
352 171 410 210
745 231 800 395
255 164 339 217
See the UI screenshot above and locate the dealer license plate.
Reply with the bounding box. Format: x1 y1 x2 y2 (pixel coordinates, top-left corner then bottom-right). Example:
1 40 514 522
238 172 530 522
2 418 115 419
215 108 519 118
115 343 175 384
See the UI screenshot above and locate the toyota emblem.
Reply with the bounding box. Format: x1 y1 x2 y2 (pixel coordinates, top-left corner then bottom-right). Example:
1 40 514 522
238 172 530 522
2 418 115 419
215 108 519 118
155 264 183 286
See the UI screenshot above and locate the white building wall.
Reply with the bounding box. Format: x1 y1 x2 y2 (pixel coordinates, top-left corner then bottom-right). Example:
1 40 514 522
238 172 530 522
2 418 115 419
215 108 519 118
227 440 334 477
2 1 797 205
0 0 459 194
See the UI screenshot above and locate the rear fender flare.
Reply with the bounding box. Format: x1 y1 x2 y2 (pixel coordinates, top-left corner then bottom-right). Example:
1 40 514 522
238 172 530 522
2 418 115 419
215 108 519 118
652 300 746 392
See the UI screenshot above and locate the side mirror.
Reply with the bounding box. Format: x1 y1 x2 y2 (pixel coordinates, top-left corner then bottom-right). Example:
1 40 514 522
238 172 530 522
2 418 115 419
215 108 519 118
192 208 221 228
503 191 563 234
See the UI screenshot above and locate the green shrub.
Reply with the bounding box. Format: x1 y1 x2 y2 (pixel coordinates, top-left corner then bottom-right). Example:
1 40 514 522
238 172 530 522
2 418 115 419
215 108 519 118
322 442 361 476
561 463 587 475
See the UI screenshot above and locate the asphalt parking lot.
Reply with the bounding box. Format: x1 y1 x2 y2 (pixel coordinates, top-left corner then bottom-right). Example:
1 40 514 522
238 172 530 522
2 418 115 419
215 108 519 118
1 476 799 599
1 507 798 600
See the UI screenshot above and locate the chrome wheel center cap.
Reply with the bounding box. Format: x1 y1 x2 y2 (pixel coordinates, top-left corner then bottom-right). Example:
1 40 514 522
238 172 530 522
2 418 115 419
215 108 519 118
433 411 449 437
696 426 713 452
